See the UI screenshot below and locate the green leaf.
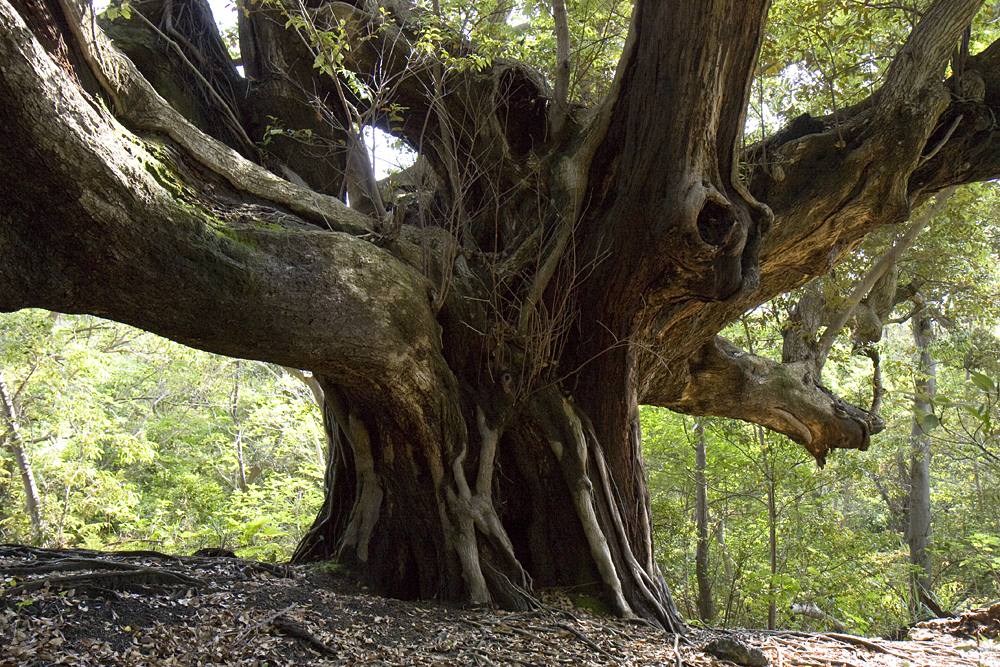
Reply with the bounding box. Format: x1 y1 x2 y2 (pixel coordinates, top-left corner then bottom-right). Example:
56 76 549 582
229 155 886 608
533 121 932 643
962 404 984 420
971 371 996 393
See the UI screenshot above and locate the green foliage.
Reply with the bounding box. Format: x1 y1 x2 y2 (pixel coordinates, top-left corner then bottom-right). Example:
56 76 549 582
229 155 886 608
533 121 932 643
0 310 324 560
755 0 908 128
441 0 631 103
221 24 240 61
754 2 1000 135
100 0 132 22
644 406 945 635
644 208 1000 632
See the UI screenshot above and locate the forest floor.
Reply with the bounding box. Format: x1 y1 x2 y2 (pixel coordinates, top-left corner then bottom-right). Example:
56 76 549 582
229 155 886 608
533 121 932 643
0 545 997 667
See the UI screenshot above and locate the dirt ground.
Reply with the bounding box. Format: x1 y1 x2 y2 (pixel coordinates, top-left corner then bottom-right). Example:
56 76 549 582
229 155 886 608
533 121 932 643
1 545 997 666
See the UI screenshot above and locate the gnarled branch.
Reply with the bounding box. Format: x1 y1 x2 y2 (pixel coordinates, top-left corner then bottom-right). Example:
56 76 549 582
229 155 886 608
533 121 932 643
644 337 883 466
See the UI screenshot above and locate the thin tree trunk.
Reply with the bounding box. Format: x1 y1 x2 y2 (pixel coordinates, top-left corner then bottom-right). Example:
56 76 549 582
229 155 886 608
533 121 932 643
0 370 43 539
694 420 715 621
682 523 694 620
747 319 778 630
714 520 735 587
759 425 778 630
908 311 935 618
231 362 247 492
0 446 14 525
714 519 738 626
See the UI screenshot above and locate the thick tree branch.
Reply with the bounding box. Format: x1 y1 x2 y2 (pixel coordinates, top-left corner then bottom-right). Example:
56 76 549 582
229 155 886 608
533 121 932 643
737 4 985 311
0 0 449 403
635 26 997 435
634 7 1000 422
73 0 373 235
644 337 881 466
879 0 983 106
602 0 771 184
578 0 772 306
580 3 1000 469
127 4 256 156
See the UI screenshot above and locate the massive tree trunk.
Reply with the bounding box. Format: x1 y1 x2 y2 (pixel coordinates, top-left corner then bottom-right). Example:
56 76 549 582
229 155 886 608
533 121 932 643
2 0 998 630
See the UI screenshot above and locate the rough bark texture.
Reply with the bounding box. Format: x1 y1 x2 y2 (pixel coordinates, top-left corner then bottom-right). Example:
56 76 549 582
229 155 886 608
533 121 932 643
1 0 999 631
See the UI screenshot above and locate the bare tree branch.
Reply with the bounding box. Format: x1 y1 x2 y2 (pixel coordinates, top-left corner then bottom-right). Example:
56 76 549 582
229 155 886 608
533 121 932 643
549 0 571 133
815 186 958 367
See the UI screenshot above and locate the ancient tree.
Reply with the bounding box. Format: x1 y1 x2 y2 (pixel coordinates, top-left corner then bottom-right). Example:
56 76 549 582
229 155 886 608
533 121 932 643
2 0 999 630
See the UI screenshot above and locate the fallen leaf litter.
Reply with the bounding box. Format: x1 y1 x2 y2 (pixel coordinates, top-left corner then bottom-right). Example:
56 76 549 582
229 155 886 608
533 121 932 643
1 545 997 666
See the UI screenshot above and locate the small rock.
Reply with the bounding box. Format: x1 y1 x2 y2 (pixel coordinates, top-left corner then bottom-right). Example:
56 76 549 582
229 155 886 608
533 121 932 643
703 637 769 667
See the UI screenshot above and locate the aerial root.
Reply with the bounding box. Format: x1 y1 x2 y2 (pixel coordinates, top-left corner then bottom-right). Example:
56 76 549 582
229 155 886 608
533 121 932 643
550 396 634 619
587 431 678 625
338 411 383 562
448 406 533 604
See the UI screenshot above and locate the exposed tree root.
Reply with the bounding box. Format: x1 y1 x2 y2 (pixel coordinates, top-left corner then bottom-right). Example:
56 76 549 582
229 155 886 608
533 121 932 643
1 557 170 577
2 567 203 597
590 436 680 628
0 545 289 582
449 407 532 605
447 440 491 603
549 395 633 620
551 621 619 661
338 412 383 564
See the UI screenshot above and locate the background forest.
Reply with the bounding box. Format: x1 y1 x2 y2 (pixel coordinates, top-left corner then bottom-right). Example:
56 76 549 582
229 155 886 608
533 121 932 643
3 0 1000 641
644 186 1000 635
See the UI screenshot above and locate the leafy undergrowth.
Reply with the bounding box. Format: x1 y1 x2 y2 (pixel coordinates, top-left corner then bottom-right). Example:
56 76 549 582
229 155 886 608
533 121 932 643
1 546 997 667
